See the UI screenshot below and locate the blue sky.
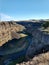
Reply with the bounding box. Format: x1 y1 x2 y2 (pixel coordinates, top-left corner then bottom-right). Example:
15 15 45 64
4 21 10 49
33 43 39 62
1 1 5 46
0 0 49 21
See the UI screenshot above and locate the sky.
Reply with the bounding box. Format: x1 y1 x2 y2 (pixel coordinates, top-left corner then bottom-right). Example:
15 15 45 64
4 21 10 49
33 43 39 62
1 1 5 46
0 0 49 21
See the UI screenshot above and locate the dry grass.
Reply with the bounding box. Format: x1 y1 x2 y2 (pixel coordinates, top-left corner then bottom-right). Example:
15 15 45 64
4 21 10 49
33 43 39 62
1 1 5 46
19 33 28 38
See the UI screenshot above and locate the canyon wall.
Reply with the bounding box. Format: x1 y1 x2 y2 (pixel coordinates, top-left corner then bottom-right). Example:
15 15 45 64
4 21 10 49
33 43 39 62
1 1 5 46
26 29 49 58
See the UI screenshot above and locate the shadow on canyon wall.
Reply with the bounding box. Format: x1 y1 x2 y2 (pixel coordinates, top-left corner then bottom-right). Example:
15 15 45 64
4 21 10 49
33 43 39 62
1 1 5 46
16 21 49 63
0 21 49 65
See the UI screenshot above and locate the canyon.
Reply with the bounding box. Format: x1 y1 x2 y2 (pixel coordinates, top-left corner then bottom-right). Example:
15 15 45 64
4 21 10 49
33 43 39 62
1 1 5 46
0 20 49 65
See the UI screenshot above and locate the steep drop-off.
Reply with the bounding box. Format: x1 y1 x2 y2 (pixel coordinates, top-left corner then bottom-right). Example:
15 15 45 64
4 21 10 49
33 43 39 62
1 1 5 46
0 21 49 65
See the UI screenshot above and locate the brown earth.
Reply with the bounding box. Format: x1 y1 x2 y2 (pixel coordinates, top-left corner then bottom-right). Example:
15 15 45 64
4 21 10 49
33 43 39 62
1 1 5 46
0 22 25 46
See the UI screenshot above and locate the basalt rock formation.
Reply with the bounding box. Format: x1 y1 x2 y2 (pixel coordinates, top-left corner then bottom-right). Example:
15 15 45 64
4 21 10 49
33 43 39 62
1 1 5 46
0 21 49 65
16 21 49 65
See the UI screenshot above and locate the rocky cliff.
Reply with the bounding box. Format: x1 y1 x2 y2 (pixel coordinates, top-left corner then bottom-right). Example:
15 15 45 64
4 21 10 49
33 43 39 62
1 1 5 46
0 21 49 65
26 29 49 58
15 21 49 65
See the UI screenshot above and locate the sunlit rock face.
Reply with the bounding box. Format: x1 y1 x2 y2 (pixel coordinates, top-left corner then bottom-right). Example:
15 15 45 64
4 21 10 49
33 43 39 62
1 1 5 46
0 22 25 46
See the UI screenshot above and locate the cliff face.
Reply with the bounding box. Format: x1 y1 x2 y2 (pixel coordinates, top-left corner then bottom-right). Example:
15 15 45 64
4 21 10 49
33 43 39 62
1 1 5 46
0 22 25 46
0 21 49 65
26 26 49 59
15 21 49 58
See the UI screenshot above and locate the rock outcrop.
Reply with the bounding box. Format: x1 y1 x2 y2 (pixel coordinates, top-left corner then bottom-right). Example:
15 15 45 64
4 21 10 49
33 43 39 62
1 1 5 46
26 28 49 58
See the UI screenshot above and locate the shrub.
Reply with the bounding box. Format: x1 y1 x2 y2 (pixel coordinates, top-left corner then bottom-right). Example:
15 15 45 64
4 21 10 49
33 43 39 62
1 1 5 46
42 21 49 28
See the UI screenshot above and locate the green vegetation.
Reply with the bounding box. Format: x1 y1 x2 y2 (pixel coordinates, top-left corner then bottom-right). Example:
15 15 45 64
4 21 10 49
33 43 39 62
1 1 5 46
41 21 49 33
42 21 49 28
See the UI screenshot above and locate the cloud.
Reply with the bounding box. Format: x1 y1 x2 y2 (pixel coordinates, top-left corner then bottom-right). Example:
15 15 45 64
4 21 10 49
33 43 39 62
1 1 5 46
0 13 14 21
